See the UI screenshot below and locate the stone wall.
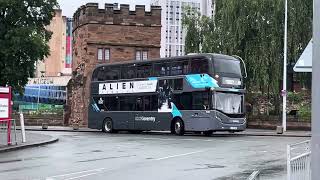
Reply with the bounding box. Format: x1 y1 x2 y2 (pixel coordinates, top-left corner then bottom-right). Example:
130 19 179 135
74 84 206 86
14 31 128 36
13 114 63 126
247 115 311 130
67 3 161 127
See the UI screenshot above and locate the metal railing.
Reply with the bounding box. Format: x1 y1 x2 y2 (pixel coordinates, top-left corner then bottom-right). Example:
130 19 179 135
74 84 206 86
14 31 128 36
287 140 311 180
0 119 17 146
247 170 260 180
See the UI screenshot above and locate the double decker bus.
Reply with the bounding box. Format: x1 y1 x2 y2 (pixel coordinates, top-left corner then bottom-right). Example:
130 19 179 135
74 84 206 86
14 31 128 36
89 53 247 135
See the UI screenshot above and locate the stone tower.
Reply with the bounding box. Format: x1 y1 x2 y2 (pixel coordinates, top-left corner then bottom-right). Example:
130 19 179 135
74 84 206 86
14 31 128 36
67 3 161 127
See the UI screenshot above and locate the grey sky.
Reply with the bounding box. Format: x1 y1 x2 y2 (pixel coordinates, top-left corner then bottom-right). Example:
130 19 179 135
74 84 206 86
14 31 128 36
57 0 152 17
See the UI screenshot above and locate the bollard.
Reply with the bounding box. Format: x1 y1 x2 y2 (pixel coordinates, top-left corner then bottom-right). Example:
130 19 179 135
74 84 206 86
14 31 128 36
42 123 48 129
19 112 26 143
276 126 283 134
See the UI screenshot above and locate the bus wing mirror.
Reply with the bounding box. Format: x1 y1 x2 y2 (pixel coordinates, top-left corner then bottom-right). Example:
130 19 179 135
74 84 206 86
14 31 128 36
232 55 247 79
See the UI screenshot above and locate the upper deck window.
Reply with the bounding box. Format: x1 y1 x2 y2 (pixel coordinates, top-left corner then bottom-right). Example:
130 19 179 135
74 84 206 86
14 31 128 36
154 63 170 76
137 64 152 78
214 58 241 76
171 60 189 75
94 66 119 81
121 64 136 79
190 59 209 74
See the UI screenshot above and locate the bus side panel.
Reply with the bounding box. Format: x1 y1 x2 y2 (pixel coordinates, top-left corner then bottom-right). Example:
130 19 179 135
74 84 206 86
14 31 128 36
181 110 215 131
154 112 172 131
134 112 172 131
109 112 135 130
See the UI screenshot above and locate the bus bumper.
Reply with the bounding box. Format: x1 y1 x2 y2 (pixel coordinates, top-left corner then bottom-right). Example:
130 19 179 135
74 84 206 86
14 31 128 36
215 120 246 131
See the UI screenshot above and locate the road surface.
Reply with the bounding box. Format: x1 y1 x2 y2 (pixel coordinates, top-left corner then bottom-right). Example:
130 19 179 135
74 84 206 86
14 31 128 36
0 131 309 180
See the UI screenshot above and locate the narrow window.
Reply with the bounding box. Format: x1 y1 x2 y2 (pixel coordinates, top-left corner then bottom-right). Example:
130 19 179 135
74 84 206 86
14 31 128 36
142 51 148 60
136 50 141 61
104 49 110 61
97 48 103 61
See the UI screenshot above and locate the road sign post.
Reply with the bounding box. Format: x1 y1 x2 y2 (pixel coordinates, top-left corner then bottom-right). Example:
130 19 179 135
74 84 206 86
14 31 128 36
312 0 320 178
282 0 288 132
0 87 12 145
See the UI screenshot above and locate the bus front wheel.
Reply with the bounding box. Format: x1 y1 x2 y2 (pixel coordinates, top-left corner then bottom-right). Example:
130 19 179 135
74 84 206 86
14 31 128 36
102 118 117 133
172 118 185 136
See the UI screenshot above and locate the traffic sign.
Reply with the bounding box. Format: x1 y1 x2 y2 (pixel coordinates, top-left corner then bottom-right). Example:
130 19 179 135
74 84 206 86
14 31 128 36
0 86 12 145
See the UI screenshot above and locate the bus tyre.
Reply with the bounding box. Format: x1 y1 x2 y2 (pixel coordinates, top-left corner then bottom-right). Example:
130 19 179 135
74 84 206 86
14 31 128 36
204 130 213 136
173 119 185 136
129 130 142 134
102 119 116 133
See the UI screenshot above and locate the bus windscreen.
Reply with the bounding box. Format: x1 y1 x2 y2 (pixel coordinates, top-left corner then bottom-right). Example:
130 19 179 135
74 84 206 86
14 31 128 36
214 58 242 76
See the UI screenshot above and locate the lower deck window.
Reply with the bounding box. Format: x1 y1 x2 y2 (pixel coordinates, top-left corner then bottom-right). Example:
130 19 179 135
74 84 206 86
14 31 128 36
94 95 157 111
173 92 210 110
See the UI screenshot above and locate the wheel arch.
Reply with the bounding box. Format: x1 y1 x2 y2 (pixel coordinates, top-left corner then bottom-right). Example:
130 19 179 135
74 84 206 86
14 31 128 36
171 116 183 132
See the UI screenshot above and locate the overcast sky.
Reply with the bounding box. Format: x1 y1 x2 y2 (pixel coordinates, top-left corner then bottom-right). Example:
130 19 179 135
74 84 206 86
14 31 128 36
57 0 152 17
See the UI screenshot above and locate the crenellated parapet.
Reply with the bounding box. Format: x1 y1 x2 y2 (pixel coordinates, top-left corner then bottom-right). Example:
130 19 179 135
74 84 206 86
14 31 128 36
73 3 161 31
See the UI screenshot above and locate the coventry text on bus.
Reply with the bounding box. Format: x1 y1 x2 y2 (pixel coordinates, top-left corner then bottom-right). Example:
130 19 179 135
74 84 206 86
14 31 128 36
88 53 247 136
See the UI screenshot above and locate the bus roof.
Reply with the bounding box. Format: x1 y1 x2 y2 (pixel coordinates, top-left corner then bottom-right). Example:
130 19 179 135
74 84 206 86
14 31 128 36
94 53 238 69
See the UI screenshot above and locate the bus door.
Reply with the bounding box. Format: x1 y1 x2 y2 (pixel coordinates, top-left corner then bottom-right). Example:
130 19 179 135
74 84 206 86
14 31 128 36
134 96 158 130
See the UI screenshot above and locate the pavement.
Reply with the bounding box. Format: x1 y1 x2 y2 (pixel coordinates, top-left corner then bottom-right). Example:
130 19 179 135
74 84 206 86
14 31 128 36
0 130 58 153
18 125 311 137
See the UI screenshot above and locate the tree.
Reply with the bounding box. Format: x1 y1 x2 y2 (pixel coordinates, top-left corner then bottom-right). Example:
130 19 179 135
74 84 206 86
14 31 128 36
182 7 203 54
183 0 312 92
183 0 312 114
0 0 58 93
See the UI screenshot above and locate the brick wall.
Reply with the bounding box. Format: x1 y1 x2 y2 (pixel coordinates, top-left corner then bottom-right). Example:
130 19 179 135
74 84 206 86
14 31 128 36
66 3 161 127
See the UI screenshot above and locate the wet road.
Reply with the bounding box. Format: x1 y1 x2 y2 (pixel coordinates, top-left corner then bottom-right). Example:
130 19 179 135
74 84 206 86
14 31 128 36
0 131 309 180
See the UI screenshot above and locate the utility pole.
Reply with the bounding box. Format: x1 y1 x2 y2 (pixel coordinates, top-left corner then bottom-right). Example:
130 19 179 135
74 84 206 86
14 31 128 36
312 0 320 179
282 0 288 132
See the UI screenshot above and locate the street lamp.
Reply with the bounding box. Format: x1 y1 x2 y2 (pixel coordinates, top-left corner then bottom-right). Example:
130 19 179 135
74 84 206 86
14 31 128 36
282 0 288 132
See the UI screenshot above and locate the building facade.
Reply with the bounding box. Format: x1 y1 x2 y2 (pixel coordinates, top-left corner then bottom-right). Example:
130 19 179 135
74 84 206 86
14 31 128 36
67 3 161 127
151 0 214 57
35 9 73 78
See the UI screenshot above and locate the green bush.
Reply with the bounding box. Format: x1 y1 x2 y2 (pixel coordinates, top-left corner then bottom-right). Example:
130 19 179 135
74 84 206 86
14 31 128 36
287 92 304 104
298 105 311 119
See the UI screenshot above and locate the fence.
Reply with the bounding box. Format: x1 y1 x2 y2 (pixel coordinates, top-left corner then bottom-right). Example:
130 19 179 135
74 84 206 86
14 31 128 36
0 120 17 146
287 140 311 180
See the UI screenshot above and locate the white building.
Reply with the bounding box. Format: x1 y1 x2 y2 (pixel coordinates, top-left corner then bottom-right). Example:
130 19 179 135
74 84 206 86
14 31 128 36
151 0 214 57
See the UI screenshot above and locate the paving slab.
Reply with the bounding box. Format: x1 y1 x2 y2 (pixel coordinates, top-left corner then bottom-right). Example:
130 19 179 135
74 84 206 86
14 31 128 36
0 131 58 153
